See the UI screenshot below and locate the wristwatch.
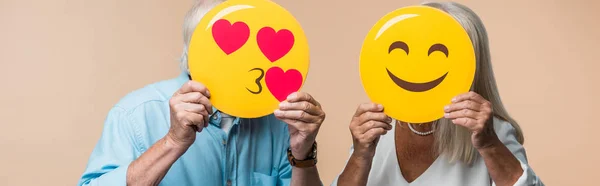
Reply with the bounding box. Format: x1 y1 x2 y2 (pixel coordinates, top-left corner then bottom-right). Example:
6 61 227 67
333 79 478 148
287 142 317 168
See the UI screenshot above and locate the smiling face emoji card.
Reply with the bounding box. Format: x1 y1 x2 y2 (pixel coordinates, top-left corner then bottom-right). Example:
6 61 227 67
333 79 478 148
360 6 476 123
188 0 309 118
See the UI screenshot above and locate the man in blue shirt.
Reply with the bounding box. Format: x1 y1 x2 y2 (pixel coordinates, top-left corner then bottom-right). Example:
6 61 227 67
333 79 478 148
78 0 325 185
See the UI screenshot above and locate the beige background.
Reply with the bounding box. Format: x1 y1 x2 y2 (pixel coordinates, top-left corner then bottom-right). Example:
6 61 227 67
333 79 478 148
1 0 598 185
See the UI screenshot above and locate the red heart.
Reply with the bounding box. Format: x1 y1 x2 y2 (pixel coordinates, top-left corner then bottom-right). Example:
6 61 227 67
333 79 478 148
212 19 249 55
265 67 303 102
257 27 295 62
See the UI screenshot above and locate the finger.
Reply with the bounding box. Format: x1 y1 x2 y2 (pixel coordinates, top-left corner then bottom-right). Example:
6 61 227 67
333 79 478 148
174 102 209 115
177 111 205 128
178 92 213 115
357 120 392 134
178 92 203 103
444 109 479 119
189 112 208 130
362 128 387 143
198 115 208 130
274 110 320 123
451 91 485 104
353 103 383 117
280 118 312 132
176 81 210 97
174 103 209 123
480 101 493 113
278 101 322 116
357 112 392 125
197 96 213 115
444 100 481 113
452 118 477 129
287 92 320 107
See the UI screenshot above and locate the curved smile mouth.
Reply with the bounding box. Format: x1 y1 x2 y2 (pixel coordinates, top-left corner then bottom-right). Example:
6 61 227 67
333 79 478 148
386 68 448 92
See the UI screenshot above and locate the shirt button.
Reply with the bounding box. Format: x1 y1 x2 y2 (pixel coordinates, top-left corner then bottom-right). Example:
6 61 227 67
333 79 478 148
222 140 226 145
226 180 232 186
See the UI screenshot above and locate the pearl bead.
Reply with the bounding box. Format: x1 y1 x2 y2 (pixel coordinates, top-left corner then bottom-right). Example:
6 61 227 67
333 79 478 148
407 122 435 136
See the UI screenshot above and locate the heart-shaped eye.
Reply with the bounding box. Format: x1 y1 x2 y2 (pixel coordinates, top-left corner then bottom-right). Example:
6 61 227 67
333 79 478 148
256 27 295 62
212 19 250 55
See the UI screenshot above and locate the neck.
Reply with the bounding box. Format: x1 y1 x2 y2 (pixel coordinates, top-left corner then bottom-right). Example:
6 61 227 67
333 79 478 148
399 121 435 132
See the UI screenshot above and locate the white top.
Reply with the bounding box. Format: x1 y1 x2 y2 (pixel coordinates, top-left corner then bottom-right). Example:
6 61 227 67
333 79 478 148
220 113 234 135
331 118 544 186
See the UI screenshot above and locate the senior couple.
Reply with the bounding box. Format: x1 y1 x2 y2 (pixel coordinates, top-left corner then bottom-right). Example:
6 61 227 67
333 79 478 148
78 1 543 186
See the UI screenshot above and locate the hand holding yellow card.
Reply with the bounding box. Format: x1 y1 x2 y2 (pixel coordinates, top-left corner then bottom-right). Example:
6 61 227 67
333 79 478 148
188 0 310 118
360 6 476 123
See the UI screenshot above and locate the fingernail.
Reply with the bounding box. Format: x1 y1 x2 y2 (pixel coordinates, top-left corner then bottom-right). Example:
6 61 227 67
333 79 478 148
444 106 449 111
287 93 297 100
274 109 283 116
444 113 450 118
451 97 457 102
279 102 288 108
206 90 211 97
378 104 384 109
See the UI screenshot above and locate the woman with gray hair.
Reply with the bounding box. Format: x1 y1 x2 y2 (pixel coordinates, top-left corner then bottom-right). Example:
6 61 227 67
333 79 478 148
333 2 543 186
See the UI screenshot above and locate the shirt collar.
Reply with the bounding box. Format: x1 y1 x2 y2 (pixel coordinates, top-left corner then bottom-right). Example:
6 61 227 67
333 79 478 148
175 72 190 85
209 110 241 127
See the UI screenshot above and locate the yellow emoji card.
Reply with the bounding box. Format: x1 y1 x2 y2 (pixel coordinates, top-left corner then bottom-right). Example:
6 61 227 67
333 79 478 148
187 0 310 118
360 6 476 123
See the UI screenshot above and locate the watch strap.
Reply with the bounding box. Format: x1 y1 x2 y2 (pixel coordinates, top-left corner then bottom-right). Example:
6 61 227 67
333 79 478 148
287 142 317 168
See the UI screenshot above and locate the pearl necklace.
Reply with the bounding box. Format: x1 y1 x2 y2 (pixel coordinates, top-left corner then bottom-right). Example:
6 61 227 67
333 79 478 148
407 122 435 136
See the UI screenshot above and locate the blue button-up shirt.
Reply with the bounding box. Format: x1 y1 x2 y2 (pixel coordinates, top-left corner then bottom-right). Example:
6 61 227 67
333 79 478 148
78 73 292 186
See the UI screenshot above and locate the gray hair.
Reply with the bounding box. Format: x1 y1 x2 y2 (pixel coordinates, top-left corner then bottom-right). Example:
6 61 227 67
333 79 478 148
179 0 225 73
423 2 525 164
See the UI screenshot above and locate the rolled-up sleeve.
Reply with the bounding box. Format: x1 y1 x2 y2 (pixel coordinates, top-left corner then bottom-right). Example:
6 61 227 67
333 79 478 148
78 107 141 186
493 118 544 186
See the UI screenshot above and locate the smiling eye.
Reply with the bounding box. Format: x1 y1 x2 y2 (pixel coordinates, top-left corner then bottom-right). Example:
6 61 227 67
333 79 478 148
388 41 409 54
428 43 448 57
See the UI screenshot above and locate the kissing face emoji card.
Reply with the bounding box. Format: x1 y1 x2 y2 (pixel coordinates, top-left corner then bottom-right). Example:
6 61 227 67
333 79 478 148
360 6 476 123
188 0 309 118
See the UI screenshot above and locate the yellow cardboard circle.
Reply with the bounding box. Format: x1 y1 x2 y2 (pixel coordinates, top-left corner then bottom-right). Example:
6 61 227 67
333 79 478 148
359 6 476 123
188 0 310 118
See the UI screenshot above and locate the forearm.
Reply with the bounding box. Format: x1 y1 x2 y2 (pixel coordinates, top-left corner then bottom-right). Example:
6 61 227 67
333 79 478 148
291 166 322 186
126 136 188 186
478 137 523 186
336 153 373 186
